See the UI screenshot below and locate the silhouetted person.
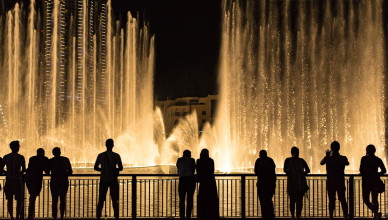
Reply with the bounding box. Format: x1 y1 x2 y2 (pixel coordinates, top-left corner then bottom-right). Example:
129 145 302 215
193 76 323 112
49 147 72 220
94 139 123 220
25 148 49 219
0 141 26 220
196 149 219 219
320 141 349 219
176 150 196 219
360 145 386 220
284 147 310 220
255 150 276 220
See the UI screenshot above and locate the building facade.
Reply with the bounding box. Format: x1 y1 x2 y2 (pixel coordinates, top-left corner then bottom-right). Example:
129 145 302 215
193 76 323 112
156 95 217 135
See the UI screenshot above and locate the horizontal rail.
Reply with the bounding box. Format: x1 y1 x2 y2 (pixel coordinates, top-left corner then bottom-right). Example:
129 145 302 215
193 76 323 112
0 174 385 219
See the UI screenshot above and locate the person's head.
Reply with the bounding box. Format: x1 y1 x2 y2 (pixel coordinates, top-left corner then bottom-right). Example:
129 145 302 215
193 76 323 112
200 149 209 160
259 150 267 158
330 141 340 153
37 148 45 157
291 146 299 158
183 150 191 158
106 139 114 151
52 147 61 157
10 140 20 153
366 144 376 156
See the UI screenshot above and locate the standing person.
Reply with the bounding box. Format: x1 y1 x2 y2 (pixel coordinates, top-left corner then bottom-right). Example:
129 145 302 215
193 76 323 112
196 149 219 219
283 147 310 220
49 147 72 220
254 150 276 220
360 145 386 220
0 140 26 220
94 139 123 220
176 150 196 220
320 141 349 220
25 148 49 219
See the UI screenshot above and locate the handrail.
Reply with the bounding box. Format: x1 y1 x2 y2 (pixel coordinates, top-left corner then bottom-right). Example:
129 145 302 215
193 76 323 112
27 173 387 177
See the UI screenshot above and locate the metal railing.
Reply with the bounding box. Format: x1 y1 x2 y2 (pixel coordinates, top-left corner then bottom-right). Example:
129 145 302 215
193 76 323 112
0 174 386 219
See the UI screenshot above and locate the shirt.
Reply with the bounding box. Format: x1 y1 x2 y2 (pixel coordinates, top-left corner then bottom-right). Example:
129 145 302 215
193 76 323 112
27 155 49 176
2 153 25 180
94 151 123 182
320 153 349 179
176 157 195 177
49 156 73 182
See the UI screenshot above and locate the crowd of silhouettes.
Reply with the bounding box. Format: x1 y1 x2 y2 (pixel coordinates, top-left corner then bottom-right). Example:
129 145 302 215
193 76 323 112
0 139 386 220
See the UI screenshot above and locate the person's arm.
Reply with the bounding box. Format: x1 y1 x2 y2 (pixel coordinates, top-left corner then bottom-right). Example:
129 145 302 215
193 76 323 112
67 158 73 175
254 159 259 175
20 157 26 174
359 157 365 175
0 158 3 175
44 157 50 174
116 155 123 172
320 150 330 165
176 158 180 175
283 158 288 174
378 158 386 176
211 159 215 174
26 158 32 173
94 155 101 172
344 156 350 166
303 159 310 175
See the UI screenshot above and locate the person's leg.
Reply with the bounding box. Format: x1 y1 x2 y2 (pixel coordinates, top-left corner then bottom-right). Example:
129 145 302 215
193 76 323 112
258 192 268 219
52 196 58 219
268 193 275 220
109 180 120 220
362 186 373 212
186 178 196 219
371 189 379 216
328 189 336 219
16 198 24 220
178 178 186 219
289 194 296 219
337 189 348 217
296 193 303 219
7 196 14 219
28 195 37 219
97 181 108 220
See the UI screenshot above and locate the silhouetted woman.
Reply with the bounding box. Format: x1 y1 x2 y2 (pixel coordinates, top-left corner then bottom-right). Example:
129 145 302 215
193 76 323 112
360 145 386 220
196 149 219 219
284 147 310 220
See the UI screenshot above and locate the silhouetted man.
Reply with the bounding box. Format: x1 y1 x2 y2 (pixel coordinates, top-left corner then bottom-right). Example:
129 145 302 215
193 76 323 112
49 147 72 220
94 139 123 220
320 141 349 220
26 148 49 219
176 150 196 219
0 140 26 220
360 145 386 220
255 150 276 220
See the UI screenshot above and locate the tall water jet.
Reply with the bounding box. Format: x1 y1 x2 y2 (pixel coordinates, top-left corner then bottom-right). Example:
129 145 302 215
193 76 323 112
0 0 158 166
207 0 386 172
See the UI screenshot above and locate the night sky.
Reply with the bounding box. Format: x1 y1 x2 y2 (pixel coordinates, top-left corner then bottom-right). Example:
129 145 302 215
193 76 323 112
112 0 221 101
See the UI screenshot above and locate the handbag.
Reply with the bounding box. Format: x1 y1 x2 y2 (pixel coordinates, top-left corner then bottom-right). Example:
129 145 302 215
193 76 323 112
377 178 385 193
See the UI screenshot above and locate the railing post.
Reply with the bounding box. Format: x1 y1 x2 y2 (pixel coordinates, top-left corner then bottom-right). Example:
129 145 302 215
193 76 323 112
241 175 246 219
132 175 137 219
349 175 354 220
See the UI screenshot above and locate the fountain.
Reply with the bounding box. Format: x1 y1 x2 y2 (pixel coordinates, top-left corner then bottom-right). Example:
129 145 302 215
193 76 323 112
0 0 161 166
200 0 386 172
0 0 385 172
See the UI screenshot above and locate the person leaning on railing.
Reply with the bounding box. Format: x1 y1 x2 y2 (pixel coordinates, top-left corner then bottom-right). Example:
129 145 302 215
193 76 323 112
360 144 386 220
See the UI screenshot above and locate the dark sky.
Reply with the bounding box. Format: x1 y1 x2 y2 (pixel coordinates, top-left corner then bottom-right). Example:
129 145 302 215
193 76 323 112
112 0 221 101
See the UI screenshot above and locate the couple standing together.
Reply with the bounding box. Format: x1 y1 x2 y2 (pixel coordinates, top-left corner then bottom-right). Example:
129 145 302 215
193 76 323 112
256 141 386 220
176 149 219 220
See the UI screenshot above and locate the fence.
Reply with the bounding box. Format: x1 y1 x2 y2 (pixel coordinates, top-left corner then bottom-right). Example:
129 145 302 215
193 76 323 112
0 174 387 219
